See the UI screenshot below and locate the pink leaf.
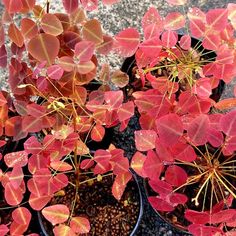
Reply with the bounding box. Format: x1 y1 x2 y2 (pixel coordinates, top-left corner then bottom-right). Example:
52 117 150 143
9 166 24 189
161 30 178 48
228 3 236 30
114 28 140 57
104 90 123 110
62 0 78 13
50 161 73 171
12 207 31 225
70 217 90 234
202 33 221 51
206 8 228 31
9 221 28 236
113 157 129 175
164 12 186 30
117 101 134 122
189 19 206 38
80 159 94 169
135 130 157 151
75 41 95 62
179 35 191 50
29 194 52 210
139 37 162 59
0 225 9 236
211 209 236 224
169 193 188 205
165 165 187 187
2 0 23 13
142 7 163 31
42 204 69 225
220 110 236 136
47 65 64 80
156 114 183 146
4 151 28 168
216 46 234 64
207 128 224 147
76 61 95 74
5 182 24 206
187 114 210 145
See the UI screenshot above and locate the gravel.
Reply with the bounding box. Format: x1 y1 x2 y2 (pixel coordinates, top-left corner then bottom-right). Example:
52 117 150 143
0 0 235 235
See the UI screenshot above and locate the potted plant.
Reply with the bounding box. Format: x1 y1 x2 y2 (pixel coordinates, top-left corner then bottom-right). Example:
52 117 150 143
112 1 236 235
0 0 143 235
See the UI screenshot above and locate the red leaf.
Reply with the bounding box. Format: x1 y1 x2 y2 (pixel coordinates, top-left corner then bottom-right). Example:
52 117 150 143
24 136 42 154
188 224 222 236
82 19 103 45
179 35 191 50
164 12 186 30
149 180 172 196
175 145 197 162
91 124 105 142
169 193 188 205
94 160 111 175
165 165 187 187
53 225 76 236
189 19 206 38
47 65 64 80
135 130 157 151
4 151 28 168
148 196 174 212
5 182 24 206
206 8 228 31
75 40 95 62
0 225 9 236
202 33 221 51
96 35 113 55
211 209 236 224
12 207 31 225
21 0 36 13
117 101 134 122
187 114 210 145
185 210 210 224
42 204 69 225
161 30 178 48
216 45 234 64
131 152 146 177
27 33 60 65
207 128 224 147
155 139 174 162
70 217 90 234
0 45 7 68
156 114 183 146
8 23 24 47
220 110 236 136
9 221 28 236
143 150 163 180
62 0 78 13
41 14 63 36
114 28 140 57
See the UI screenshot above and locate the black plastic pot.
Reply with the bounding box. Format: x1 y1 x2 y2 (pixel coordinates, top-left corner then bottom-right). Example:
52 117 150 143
38 170 143 236
121 35 225 102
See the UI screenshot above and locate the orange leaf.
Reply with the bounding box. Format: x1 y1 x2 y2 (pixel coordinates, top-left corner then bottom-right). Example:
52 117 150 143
41 13 63 36
8 23 24 47
27 33 60 65
42 204 69 225
82 19 103 44
214 98 236 110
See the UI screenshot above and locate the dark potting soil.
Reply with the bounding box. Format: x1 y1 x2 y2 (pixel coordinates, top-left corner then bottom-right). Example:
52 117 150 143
40 174 140 236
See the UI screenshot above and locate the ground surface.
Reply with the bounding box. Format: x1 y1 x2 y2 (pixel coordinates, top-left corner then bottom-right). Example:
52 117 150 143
0 0 235 235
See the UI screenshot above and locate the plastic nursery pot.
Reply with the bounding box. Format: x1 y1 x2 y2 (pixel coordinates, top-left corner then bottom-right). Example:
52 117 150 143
38 171 143 236
121 35 225 102
143 180 191 235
